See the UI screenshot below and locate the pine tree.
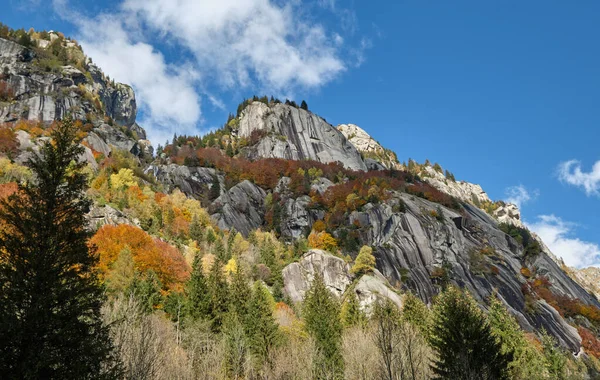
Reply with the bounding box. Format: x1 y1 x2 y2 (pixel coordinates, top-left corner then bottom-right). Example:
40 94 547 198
230 266 251 320
541 330 567 379
130 270 163 313
189 215 203 243
303 274 344 379
0 117 118 378
488 295 547 379
209 175 221 201
300 100 308 110
207 258 229 331
185 255 211 320
246 281 280 367
402 292 430 337
226 142 234 157
340 290 365 328
429 286 511 380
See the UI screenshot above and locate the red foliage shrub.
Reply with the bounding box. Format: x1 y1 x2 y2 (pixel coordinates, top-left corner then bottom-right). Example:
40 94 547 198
0 127 18 158
578 326 600 358
0 81 14 102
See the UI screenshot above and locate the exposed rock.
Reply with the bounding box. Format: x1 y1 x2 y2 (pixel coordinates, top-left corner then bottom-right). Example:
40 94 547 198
569 267 600 300
283 249 353 302
310 177 334 195
280 196 325 240
211 180 266 236
145 164 220 198
93 124 141 157
238 102 367 171
87 204 138 229
354 270 404 315
493 203 523 226
337 123 402 170
283 249 403 313
84 131 111 158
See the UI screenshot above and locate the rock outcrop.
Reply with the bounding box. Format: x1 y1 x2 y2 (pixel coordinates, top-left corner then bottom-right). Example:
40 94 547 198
282 249 402 313
337 123 402 170
211 180 266 236
237 102 367 171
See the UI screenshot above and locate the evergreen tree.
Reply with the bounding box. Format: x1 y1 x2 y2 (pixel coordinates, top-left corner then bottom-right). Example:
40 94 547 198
488 295 548 379
246 281 280 367
230 266 251 320
300 100 308 110
130 270 163 313
429 286 511 380
223 312 249 378
185 255 211 320
340 290 365 328
226 142 234 157
303 274 344 379
402 292 430 337
209 175 221 201
541 330 567 379
207 258 229 331
0 117 118 378
189 215 203 243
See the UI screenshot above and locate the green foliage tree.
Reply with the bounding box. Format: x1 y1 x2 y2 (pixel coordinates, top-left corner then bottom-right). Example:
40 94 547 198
351 245 376 276
189 215 203 243
226 142 234 157
130 270 163 313
402 292 431 337
223 312 249 378
209 175 221 201
303 274 344 379
106 247 135 293
207 258 229 331
429 286 511 380
541 330 567 379
185 255 211 321
340 290 366 328
229 266 251 320
0 117 118 378
246 281 280 367
300 100 308 110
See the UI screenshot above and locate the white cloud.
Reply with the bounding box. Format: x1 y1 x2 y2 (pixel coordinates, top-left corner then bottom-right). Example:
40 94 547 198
122 0 346 92
528 215 600 268
505 185 537 208
53 0 351 144
558 159 600 196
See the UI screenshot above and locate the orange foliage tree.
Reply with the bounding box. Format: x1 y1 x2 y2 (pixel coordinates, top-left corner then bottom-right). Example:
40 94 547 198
308 230 338 253
90 224 190 289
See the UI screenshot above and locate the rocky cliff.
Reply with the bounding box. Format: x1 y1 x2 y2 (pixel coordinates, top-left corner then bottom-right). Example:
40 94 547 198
337 123 402 170
235 101 367 171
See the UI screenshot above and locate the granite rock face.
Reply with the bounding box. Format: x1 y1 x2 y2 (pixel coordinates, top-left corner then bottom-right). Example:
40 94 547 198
337 123 402 170
145 164 221 199
237 102 367 171
0 38 136 129
211 180 266 236
282 249 403 313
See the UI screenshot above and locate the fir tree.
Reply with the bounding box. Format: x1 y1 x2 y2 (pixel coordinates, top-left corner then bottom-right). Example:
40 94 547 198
246 281 280 367
402 292 430 337
303 274 344 379
340 290 365 328
429 286 511 380
541 330 567 379
226 142 234 157
209 175 221 201
300 100 308 110
130 270 163 313
229 266 251 320
207 258 229 331
0 117 118 378
189 215 203 243
185 255 211 320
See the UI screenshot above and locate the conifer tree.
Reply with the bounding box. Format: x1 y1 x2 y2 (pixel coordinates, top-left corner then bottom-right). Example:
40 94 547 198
402 292 430 337
429 286 511 380
229 266 251 320
209 175 221 201
185 255 211 321
303 274 344 379
488 295 547 379
207 258 229 331
0 117 118 378
340 290 365 328
189 215 203 243
300 100 308 110
246 281 280 367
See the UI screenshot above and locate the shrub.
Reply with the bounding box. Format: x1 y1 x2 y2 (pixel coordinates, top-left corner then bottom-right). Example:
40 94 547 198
0 81 14 102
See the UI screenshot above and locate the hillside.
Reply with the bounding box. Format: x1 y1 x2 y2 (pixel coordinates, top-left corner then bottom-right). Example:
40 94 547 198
2 25 600 378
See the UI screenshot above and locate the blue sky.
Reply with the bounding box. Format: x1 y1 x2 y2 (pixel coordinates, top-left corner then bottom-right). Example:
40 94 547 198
4 0 600 268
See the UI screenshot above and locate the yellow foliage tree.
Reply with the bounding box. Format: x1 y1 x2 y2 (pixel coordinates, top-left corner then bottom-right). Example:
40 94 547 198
224 257 238 276
351 245 376 276
308 230 338 253
110 168 137 189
